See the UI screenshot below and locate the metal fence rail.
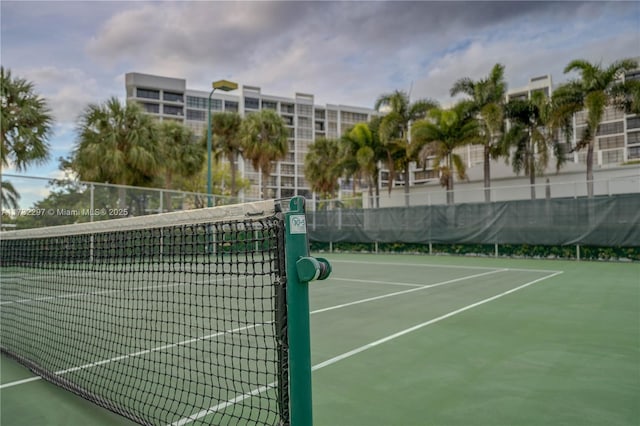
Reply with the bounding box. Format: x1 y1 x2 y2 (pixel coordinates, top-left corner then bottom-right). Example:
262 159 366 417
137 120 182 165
1 173 259 229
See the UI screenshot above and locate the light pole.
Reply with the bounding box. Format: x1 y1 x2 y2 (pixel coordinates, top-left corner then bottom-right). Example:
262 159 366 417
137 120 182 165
207 79 238 207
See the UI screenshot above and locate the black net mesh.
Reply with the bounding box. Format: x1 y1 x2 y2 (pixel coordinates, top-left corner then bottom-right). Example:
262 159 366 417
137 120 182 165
0 215 289 426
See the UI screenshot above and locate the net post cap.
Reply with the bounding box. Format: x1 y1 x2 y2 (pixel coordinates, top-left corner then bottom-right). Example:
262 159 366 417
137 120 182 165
295 256 331 282
289 196 305 213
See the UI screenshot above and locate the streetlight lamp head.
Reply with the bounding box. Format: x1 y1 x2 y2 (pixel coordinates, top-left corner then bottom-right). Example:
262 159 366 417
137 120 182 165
212 80 238 92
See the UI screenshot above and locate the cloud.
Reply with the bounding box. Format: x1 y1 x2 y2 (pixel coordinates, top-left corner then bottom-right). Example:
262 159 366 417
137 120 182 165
411 3 639 105
82 1 631 107
17 66 113 125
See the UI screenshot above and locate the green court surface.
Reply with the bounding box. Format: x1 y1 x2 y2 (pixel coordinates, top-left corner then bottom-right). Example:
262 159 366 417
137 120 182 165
2 253 639 426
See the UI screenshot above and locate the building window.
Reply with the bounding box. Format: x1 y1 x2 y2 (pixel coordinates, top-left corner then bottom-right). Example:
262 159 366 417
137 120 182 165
626 70 640 82
298 128 312 140
315 109 325 120
600 107 624 122
297 104 312 116
596 121 624 136
598 135 624 150
262 100 277 110
298 116 311 128
628 146 640 159
225 100 238 112
163 105 183 116
602 149 624 164
627 117 640 130
281 103 295 114
163 91 184 102
340 111 364 123
186 109 205 121
142 103 160 114
628 131 640 145
414 170 438 180
137 88 160 100
281 177 295 188
185 96 222 111
282 115 294 126
281 188 296 198
245 97 260 110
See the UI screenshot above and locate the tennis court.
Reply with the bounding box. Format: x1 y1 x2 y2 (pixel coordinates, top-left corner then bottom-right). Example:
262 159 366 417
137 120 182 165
2 252 638 425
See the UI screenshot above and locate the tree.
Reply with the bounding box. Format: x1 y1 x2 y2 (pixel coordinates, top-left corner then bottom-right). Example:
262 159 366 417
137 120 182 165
211 112 244 197
374 90 439 205
450 63 507 202
71 97 160 209
157 121 204 211
174 161 251 208
611 73 640 115
240 109 288 199
1 67 53 208
411 102 479 204
304 137 342 200
340 121 383 207
557 58 638 197
504 91 567 199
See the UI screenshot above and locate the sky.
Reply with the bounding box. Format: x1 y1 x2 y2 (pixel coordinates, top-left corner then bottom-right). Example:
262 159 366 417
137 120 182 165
1 0 639 202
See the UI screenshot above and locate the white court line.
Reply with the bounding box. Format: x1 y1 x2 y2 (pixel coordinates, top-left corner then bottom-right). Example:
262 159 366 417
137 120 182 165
1 268 505 390
171 270 563 426
330 277 424 287
329 259 563 274
312 269 507 314
0 276 237 306
170 383 278 426
0 321 269 390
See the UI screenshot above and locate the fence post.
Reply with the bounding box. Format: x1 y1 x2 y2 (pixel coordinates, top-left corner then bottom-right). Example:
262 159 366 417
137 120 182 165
90 184 95 223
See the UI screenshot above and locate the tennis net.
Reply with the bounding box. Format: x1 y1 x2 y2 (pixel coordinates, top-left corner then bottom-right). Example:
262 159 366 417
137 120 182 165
0 200 291 426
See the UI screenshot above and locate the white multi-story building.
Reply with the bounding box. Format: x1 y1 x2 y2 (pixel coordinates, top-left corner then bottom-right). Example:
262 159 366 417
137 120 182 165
125 72 375 200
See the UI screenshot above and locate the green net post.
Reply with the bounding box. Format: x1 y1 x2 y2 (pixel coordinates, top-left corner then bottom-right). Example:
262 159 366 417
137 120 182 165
284 196 331 426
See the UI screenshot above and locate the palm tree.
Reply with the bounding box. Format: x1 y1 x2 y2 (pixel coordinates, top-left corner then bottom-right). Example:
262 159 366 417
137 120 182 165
72 97 160 209
374 90 439 206
411 102 479 204
157 121 204 211
450 63 507 202
610 71 640 115
504 91 568 199
340 121 383 207
240 109 288 199
211 112 243 197
1 67 53 208
557 58 638 197
304 137 342 201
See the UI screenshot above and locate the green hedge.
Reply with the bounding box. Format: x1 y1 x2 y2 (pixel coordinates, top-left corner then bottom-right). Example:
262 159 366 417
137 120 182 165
309 241 640 261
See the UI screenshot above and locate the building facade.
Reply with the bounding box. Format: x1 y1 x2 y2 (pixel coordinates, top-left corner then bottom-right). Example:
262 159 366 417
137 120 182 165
125 72 375 200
